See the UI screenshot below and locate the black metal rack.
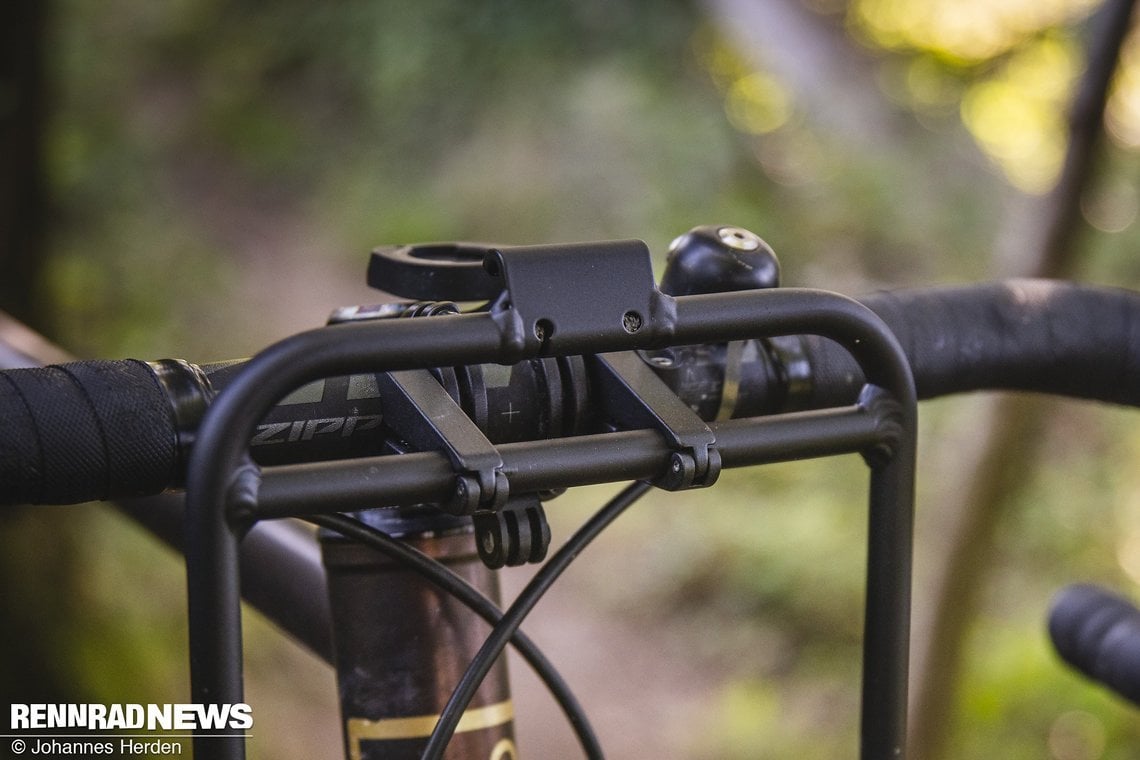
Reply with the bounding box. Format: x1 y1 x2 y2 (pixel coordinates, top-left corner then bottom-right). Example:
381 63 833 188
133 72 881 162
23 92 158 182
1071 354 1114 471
182 239 917 759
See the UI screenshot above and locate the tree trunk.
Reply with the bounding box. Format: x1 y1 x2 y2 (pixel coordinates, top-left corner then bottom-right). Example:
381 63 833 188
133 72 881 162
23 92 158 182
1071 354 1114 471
0 0 87 711
0 0 47 327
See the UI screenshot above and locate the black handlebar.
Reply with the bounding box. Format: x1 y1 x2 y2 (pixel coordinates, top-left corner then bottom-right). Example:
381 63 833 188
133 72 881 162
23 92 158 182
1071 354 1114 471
0 359 180 505
1050 584 1140 706
3 278 1140 508
815 279 1140 408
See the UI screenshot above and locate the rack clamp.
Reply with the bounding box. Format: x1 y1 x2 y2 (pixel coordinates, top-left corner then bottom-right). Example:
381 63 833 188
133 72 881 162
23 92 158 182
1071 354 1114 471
593 351 721 490
376 369 553 569
487 239 671 357
376 369 508 515
370 238 671 357
368 238 676 567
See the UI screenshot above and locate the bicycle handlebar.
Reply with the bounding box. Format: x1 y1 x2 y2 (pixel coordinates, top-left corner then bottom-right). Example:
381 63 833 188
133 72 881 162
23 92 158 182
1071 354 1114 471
0 359 182 505
812 279 1140 408
3 278 1140 508
1050 584 1140 706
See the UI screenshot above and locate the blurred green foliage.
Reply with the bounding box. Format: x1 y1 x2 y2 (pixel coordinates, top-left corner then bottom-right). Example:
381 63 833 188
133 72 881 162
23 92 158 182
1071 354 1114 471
24 0 1140 758
43 0 1023 357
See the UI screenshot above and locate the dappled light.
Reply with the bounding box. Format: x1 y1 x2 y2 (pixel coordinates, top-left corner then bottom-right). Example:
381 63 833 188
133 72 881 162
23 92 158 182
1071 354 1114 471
1106 26 1140 147
960 36 1078 192
693 26 794 135
851 0 1098 64
1048 710 1108 760
1081 176 1139 232
725 71 794 135
853 0 1091 193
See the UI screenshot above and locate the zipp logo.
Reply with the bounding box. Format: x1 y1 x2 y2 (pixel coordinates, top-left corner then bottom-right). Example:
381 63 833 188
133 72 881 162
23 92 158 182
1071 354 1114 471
251 415 382 445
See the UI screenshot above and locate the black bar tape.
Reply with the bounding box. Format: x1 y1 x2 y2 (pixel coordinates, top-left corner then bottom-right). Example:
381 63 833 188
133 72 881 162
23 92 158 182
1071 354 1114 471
800 280 1140 408
0 360 178 505
1049 584 1140 705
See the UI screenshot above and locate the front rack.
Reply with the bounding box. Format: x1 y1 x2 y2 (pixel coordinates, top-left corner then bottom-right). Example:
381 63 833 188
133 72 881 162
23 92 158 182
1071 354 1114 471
182 240 917 760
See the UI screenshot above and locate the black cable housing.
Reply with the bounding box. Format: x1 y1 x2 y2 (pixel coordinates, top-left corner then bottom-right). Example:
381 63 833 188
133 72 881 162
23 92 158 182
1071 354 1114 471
307 512 604 759
422 481 652 760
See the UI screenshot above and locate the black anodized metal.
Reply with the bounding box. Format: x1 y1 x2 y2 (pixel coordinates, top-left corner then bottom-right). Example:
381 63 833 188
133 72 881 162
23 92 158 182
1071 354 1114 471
183 270 916 760
254 405 890 518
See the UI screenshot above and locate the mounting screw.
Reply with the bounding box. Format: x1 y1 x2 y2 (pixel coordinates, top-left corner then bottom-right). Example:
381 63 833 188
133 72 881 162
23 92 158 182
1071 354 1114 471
622 311 643 333
717 226 763 252
656 451 696 490
534 318 554 342
447 475 481 515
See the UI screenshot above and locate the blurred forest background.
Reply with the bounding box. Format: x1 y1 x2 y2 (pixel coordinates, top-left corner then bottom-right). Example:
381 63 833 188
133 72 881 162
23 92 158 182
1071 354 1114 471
4 0 1140 758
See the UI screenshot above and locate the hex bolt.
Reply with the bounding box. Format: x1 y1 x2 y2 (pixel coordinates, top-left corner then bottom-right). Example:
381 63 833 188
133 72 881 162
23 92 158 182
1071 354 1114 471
622 311 643 334
534 319 553 342
717 225 763 252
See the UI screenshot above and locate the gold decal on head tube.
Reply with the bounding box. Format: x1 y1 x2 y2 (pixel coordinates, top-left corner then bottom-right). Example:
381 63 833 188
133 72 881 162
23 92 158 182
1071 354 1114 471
489 737 518 760
346 700 514 760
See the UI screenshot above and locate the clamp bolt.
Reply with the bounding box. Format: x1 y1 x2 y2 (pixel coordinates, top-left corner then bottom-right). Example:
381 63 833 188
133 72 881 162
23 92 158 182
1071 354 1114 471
717 226 763 252
622 311 644 334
